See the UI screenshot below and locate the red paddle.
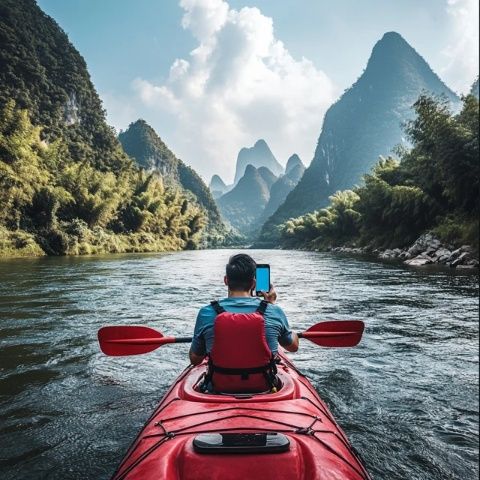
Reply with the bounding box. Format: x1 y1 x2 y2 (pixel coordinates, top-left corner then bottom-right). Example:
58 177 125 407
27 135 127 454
98 321 364 356
298 320 364 347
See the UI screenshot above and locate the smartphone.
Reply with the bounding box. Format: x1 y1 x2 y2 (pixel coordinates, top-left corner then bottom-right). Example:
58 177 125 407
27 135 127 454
255 264 270 296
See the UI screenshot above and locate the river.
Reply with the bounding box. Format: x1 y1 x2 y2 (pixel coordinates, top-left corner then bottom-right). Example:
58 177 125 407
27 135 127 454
0 249 478 479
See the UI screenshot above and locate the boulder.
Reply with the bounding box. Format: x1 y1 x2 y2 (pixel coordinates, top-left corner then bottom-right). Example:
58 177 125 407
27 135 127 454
434 248 451 258
433 248 452 264
404 255 434 266
449 248 462 260
380 248 405 259
450 252 471 268
436 254 451 264
407 233 441 257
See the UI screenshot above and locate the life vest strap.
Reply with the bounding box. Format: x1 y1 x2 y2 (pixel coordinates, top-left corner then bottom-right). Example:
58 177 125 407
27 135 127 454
211 299 269 315
209 363 273 376
256 300 269 315
208 357 277 382
210 300 226 314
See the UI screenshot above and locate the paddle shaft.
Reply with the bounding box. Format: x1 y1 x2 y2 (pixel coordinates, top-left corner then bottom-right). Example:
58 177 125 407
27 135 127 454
105 336 192 345
106 332 357 345
107 332 358 344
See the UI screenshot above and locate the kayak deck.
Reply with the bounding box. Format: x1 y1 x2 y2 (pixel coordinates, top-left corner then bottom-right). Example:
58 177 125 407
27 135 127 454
112 355 370 480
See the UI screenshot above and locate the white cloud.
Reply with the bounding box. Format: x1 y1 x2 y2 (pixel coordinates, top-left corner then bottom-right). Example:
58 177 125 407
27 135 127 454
132 0 337 183
441 0 479 94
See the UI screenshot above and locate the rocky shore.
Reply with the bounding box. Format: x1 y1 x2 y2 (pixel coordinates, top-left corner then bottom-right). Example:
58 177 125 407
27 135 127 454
328 233 479 269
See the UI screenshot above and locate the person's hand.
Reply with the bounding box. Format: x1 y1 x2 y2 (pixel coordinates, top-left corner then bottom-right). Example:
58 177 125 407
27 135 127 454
260 284 277 304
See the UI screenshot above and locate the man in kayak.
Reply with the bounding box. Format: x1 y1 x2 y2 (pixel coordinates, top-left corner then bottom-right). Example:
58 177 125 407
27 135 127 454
189 253 298 393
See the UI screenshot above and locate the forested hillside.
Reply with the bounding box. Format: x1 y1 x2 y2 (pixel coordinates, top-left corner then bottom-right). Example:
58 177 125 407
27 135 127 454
118 120 232 246
0 0 209 256
279 95 479 252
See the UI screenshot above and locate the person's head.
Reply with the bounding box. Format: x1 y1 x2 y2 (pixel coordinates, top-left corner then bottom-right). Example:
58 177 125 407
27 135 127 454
224 254 256 293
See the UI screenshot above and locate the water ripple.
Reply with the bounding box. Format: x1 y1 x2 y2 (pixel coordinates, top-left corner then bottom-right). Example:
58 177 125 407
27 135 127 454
0 249 478 479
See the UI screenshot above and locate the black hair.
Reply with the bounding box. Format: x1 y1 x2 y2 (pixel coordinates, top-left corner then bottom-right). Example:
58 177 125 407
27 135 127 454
226 254 256 291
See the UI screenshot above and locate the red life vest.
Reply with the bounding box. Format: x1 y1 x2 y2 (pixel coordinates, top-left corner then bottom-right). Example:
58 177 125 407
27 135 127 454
207 300 277 393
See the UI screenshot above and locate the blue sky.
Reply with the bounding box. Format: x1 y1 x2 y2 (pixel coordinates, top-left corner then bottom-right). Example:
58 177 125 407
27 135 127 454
38 0 479 183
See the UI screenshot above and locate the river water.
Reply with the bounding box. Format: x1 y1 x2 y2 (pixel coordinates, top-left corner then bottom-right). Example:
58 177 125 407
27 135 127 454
0 249 478 480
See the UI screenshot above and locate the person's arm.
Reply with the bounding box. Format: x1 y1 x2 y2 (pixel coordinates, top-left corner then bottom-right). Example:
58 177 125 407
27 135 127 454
283 332 299 352
189 308 208 365
189 350 205 365
264 287 299 352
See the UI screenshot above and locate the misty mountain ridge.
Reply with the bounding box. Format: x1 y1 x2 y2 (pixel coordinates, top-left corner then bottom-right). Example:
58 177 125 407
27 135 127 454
217 154 304 236
285 154 303 175
260 155 305 224
257 166 278 189
257 31 460 244
209 174 228 199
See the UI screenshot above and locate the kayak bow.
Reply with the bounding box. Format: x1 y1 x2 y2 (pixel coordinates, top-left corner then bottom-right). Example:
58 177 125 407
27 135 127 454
109 352 370 480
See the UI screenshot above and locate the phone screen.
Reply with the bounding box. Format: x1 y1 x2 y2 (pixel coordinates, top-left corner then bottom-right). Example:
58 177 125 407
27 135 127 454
255 264 270 295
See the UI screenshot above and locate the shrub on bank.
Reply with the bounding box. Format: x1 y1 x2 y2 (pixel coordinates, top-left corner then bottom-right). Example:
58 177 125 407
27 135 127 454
0 227 44 257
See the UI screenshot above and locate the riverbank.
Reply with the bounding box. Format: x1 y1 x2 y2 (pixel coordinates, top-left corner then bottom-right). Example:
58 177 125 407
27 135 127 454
0 225 195 259
0 223 242 259
326 233 479 270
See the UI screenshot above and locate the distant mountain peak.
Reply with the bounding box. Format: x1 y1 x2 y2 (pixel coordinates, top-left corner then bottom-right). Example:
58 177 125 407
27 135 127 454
379 31 407 44
119 119 176 173
367 31 429 71
285 154 303 174
209 174 228 199
210 174 226 189
372 31 415 56
234 139 283 184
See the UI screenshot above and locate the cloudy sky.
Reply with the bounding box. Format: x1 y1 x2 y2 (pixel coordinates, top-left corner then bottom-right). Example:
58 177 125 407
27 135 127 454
38 0 479 184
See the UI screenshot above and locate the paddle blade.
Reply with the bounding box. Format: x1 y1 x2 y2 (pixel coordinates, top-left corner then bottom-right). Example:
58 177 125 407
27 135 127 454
301 320 365 347
98 326 167 356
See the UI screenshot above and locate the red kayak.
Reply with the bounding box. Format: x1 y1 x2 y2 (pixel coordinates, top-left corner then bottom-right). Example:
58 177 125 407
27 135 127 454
98 321 370 479
109 352 370 480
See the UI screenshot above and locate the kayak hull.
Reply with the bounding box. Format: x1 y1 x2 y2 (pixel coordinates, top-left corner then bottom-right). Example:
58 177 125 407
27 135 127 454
112 354 370 480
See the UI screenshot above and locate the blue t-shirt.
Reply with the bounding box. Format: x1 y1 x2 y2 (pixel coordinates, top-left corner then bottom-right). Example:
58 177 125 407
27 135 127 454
190 297 293 356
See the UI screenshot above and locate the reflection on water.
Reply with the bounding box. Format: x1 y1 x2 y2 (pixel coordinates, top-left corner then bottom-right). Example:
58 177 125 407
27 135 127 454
0 250 478 479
